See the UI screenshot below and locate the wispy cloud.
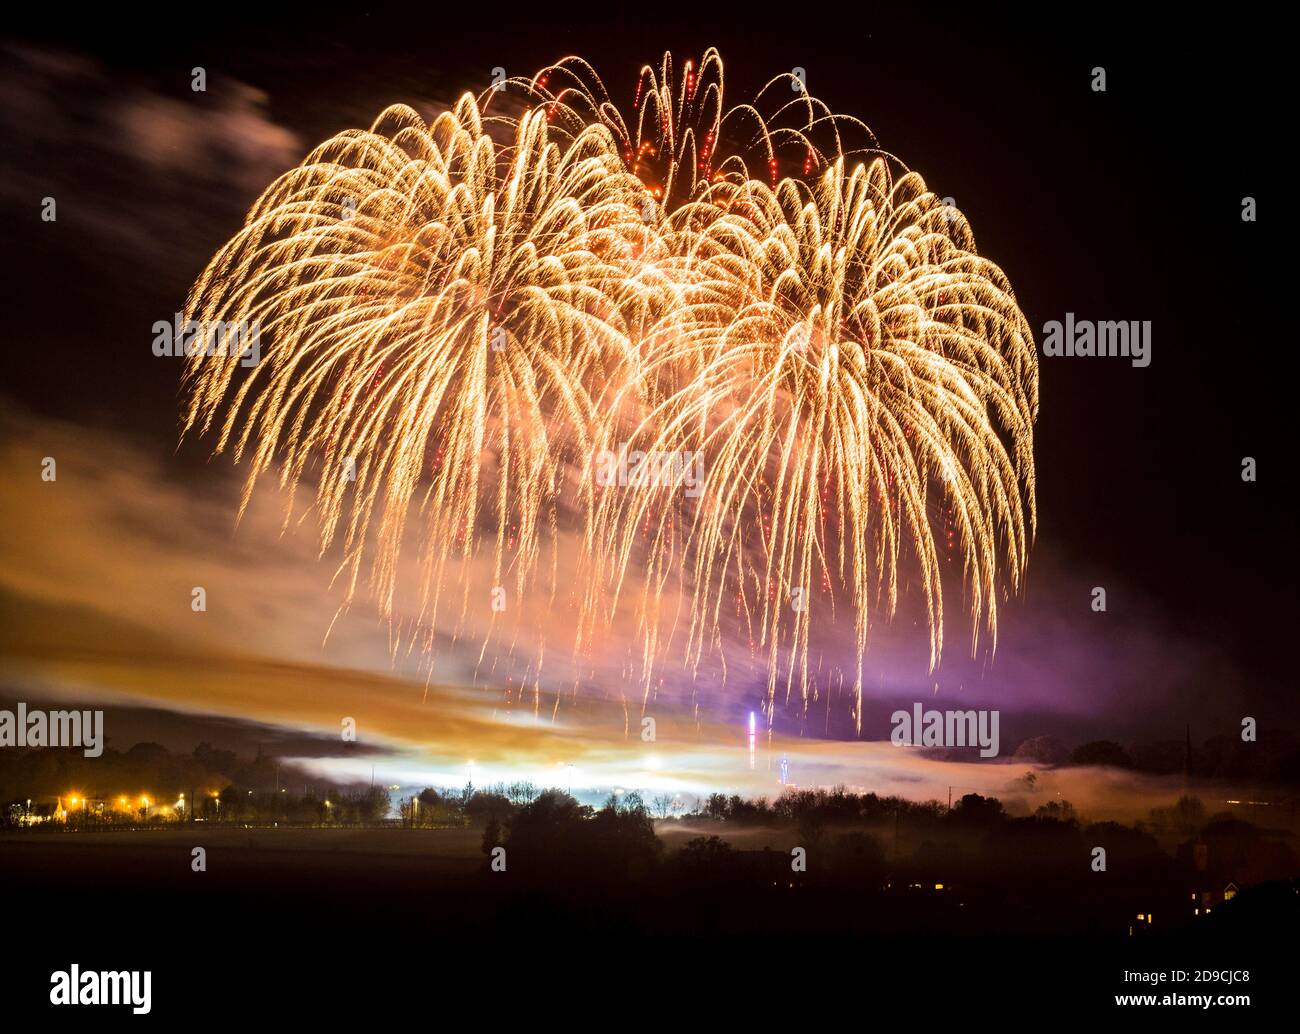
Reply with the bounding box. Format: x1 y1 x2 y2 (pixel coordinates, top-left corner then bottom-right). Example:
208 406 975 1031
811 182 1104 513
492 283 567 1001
0 401 1238 805
0 43 302 266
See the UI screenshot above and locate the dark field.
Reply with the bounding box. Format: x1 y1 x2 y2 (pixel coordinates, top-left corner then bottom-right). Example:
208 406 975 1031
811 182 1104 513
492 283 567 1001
1 825 1291 1020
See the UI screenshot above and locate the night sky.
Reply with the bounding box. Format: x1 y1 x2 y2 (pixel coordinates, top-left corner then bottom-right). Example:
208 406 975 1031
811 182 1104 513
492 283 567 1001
1 6 1292 790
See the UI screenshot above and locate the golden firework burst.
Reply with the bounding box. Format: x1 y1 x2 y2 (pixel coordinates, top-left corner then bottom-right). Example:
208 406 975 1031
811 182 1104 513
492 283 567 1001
182 54 1037 730
597 157 1036 726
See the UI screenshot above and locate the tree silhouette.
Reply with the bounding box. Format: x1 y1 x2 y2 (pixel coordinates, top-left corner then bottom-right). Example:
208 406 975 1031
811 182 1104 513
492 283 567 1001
1068 740 1132 768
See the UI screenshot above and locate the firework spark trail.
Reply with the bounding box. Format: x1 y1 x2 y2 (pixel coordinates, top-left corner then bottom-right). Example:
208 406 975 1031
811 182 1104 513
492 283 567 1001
585 156 1037 729
633 162 1034 728
181 53 1038 731
181 96 658 667
503 47 877 206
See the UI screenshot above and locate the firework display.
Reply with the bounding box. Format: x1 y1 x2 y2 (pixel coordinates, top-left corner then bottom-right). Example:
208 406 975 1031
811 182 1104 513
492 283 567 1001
180 51 1038 727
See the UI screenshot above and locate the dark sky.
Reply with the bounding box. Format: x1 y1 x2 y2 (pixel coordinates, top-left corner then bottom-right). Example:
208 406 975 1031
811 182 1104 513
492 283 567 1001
2 5 1292 745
